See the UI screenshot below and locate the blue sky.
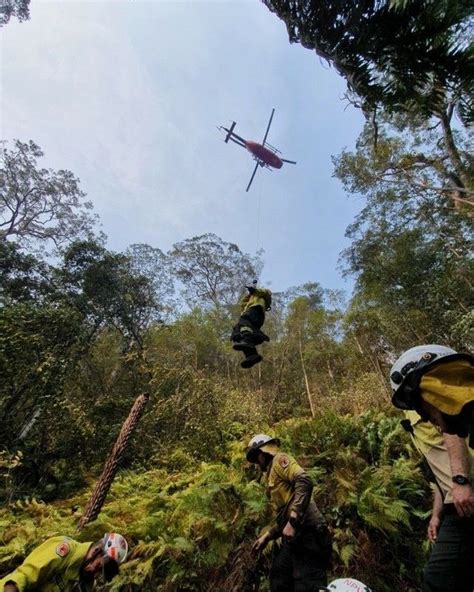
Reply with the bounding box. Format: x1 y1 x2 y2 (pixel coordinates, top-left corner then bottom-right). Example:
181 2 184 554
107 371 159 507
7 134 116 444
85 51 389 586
1 0 365 295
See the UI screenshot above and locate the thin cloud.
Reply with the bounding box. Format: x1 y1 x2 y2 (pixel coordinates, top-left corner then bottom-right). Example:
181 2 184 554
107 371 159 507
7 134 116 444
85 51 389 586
2 1 363 292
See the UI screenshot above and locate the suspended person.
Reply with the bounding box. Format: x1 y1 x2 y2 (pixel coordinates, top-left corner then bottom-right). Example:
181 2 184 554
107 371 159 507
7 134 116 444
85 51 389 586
246 434 332 592
400 410 474 592
231 284 272 368
390 345 474 445
0 532 128 592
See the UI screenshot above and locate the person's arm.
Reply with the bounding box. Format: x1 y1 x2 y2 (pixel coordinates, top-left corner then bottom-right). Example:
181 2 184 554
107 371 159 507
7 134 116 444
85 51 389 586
280 471 313 543
253 504 298 552
253 506 288 552
2 538 71 591
252 527 277 554
290 471 313 519
427 487 443 543
444 433 474 517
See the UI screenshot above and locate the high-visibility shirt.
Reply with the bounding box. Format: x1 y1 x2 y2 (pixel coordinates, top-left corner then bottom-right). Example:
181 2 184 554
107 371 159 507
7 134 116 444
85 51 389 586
404 410 474 503
264 451 325 538
0 536 93 592
240 288 272 313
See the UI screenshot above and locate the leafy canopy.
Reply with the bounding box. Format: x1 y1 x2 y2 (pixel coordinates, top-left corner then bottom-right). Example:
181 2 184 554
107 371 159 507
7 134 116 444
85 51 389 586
262 0 474 122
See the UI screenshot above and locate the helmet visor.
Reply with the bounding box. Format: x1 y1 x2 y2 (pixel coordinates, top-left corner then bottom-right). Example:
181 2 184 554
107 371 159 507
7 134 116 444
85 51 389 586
246 446 260 463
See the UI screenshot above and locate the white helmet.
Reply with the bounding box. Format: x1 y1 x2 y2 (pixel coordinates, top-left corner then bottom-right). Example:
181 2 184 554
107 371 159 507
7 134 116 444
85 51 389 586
246 433 280 462
326 578 372 592
102 532 128 564
390 344 467 410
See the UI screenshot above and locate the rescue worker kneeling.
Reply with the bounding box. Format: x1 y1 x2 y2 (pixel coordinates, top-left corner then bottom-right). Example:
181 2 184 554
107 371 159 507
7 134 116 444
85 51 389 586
0 532 128 592
246 434 332 592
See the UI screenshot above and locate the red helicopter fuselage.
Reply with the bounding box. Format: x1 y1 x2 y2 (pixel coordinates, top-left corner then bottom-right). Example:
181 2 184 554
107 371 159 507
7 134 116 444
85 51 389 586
244 141 283 169
219 110 295 191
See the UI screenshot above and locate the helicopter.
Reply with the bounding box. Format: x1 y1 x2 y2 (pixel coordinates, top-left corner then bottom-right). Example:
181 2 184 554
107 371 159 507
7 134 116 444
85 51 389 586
218 108 296 192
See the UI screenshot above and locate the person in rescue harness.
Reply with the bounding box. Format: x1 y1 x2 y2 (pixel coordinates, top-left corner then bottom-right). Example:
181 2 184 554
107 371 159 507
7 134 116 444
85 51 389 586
246 434 332 592
401 411 474 592
0 532 128 592
231 284 272 369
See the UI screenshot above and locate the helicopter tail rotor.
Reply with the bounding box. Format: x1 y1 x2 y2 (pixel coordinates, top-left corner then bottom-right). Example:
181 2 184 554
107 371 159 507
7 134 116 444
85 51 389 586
224 121 237 143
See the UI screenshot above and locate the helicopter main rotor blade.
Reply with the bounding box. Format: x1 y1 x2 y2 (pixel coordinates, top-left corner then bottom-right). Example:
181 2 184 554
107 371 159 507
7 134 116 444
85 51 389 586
246 162 260 192
262 108 275 145
281 158 297 164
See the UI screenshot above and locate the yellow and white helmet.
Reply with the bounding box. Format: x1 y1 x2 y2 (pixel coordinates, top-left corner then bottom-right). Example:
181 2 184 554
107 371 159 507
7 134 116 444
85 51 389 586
390 344 471 410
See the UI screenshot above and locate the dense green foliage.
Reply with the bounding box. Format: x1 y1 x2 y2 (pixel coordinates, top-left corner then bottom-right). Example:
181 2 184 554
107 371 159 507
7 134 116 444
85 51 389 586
0 227 465 589
0 413 429 591
1 222 448 589
262 0 474 124
2 3 473 590
1 132 471 588
334 114 473 352
0 141 98 253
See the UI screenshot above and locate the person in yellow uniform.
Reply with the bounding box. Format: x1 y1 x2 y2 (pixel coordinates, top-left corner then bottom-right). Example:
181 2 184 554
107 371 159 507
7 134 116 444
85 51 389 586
0 532 128 592
390 345 474 444
231 284 272 369
390 345 474 519
401 411 474 592
246 434 331 592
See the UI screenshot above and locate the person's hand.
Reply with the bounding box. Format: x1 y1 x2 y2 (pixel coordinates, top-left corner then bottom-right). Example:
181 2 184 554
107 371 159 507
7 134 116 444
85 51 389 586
252 532 270 554
452 484 474 517
4 583 19 592
282 521 296 544
427 515 441 543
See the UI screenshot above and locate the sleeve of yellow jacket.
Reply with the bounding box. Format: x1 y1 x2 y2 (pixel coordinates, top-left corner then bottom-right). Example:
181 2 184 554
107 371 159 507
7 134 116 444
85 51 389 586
266 453 314 539
272 454 313 518
0 537 86 591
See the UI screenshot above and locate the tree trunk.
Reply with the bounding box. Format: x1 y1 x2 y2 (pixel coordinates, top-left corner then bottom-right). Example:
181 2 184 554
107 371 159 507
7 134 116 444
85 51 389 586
440 107 470 190
268 343 289 419
18 407 42 441
353 334 364 355
327 359 335 383
77 393 149 531
354 334 391 400
373 354 392 401
298 331 315 418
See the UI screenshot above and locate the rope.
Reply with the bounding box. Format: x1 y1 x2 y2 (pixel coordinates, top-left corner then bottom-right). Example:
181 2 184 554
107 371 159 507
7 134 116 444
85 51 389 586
77 393 149 531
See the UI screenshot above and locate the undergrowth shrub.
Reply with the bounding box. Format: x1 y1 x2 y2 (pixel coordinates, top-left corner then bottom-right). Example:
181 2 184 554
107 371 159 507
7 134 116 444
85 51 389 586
0 412 429 591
